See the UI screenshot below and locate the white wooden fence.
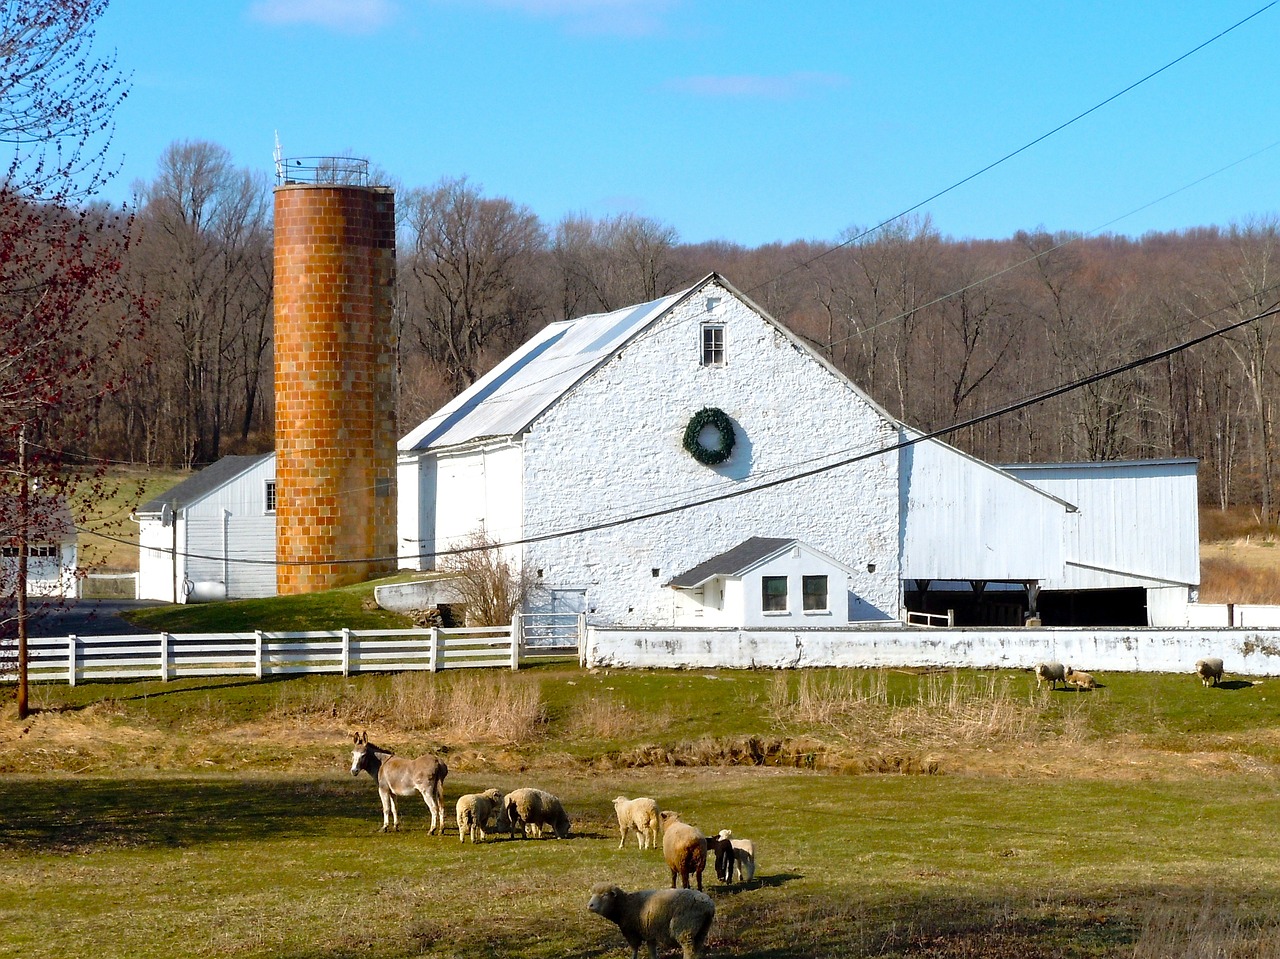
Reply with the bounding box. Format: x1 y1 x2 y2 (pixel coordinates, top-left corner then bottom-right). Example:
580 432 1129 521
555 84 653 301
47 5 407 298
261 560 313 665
6 613 584 686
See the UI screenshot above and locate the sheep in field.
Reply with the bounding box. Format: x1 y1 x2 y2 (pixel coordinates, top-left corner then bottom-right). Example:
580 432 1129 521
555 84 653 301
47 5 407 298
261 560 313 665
713 829 755 883
613 796 661 850
660 810 707 891
456 788 507 843
588 883 715 959
1196 657 1225 687
1065 666 1096 690
504 787 571 839
1035 661 1066 690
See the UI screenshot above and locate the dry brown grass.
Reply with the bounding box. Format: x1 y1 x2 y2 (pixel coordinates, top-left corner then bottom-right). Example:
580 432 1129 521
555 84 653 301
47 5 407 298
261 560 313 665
1199 552 1280 603
270 671 548 744
1131 894 1280 958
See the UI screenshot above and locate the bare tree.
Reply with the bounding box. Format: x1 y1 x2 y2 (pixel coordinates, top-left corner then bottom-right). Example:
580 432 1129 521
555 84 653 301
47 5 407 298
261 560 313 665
439 530 535 627
552 212 679 317
401 176 546 394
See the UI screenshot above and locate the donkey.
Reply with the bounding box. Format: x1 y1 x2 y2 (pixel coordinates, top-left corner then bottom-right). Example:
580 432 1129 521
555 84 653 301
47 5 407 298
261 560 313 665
350 732 448 834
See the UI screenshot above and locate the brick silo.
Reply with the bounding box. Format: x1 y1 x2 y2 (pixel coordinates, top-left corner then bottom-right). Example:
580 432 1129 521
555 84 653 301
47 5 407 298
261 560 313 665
273 176 397 594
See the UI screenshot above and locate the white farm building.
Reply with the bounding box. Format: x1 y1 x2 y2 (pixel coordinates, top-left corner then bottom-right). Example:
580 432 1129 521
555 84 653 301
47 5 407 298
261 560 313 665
134 453 277 603
1 496 77 598
397 273 1201 629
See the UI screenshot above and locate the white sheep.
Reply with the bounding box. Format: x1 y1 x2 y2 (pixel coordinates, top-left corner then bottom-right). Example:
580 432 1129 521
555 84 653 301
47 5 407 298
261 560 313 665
1065 666 1096 690
714 829 755 882
1034 661 1066 690
612 796 661 850
456 788 507 843
588 883 715 959
503 787 571 839
660 810 707 891
1196 657 1225 687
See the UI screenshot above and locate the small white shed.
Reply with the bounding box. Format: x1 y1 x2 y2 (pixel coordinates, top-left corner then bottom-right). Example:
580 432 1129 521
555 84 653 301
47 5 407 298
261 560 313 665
668 537 856 627
0 496 77 598
134 453 277 603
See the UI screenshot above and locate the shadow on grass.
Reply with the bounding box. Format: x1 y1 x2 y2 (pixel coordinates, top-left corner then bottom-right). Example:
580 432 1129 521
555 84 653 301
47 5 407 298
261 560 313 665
0 775 369 853
1217 679 1255 690
33 676 293 714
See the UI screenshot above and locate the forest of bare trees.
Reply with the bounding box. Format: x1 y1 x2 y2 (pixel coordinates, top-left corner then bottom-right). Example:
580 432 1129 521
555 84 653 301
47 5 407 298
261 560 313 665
80 143 1280 520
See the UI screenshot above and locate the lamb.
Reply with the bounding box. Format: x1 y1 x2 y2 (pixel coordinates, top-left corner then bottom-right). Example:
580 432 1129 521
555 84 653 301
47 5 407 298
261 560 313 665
1196 657 1225 687
503 787 571 839
456 788 507 843
712 829 755 883
660 810 707 891
1064 666 1096 690
1034 661 1066 690
587 882 715 959
612 796 661 850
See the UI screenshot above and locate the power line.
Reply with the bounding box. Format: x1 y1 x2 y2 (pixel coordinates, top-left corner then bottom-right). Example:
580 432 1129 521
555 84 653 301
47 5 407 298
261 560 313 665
747 2 1278 295
77 291 1280 570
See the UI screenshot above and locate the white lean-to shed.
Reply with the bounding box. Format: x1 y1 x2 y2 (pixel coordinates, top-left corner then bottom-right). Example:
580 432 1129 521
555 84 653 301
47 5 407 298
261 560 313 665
669 537 858 627
134 453 277 603
1001 459 1200 626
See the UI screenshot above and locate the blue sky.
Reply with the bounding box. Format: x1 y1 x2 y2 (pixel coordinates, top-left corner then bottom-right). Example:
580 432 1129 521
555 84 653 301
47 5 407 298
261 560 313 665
94 1 1280 246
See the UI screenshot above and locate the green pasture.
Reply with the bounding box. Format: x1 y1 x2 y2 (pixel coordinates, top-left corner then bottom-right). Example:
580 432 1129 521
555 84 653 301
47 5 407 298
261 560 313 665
3 667 1280 957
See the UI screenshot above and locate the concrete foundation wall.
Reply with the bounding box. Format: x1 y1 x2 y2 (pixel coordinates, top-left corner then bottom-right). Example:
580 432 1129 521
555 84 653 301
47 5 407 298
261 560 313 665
586 626 1280 676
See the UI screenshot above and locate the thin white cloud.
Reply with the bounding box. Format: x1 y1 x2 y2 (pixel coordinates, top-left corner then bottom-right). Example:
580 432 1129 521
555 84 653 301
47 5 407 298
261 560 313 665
666 72 849 100
249 0 398 34
451 0 678 37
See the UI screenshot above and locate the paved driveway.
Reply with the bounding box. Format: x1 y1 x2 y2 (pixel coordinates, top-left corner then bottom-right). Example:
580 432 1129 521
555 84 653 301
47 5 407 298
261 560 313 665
21 599 166 638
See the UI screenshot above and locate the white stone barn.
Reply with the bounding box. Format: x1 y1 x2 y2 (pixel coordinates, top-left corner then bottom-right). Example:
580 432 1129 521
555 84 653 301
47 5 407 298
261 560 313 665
134 453 277 603
397 273 1190 628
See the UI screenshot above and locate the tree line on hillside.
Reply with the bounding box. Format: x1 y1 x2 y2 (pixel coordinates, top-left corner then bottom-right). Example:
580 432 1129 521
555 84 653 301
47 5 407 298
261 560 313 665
49 138 1280 521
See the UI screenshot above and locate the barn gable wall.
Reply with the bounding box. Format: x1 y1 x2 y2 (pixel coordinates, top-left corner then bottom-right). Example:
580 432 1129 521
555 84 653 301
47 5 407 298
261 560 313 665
519 278 902 625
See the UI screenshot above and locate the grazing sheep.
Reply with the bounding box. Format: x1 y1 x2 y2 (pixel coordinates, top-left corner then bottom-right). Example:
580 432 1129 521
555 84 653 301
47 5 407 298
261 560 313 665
613 796 661 850
660 810 707 891
1064 666 1096 690
503 787 571 839
456 788 507 843
1034 661 1066 690
587 882 715 959
1196 657 1225 687
714 829 756 882
706 833 733 883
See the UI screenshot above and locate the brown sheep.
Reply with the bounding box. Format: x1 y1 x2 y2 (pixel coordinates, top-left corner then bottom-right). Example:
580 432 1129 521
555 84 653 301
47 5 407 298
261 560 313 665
660 810 707 891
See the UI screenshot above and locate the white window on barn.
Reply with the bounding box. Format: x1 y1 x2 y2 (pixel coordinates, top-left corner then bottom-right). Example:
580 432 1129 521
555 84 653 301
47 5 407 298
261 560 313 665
803 575 829 612
762 575 788 612
701 324 725 367
265 480 277 513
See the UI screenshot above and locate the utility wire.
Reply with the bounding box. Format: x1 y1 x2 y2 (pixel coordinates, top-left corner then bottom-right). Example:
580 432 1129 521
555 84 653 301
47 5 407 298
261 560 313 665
747 2 1278 295
74 292 1280 569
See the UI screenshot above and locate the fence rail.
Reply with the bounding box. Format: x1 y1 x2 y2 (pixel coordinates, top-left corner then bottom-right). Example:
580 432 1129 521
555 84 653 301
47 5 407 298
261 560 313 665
3 614 583 685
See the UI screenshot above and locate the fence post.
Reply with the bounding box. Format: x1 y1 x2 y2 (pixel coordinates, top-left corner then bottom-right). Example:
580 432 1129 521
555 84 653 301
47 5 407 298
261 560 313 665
160 632 170 682
429 627 439 673
255 630 264 680
67 634 77 687
578 612 587 667
510 613 521 671
342 628 351 677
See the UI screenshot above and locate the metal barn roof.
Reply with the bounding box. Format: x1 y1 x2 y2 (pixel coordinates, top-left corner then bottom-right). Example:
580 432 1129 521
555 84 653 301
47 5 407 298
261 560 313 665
667 537 796 588
399 288 688 453
138 453 274 514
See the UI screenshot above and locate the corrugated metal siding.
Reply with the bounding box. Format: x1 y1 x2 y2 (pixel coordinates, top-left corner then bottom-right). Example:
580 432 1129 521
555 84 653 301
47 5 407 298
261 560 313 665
900 437 1070 581
1002 460 1199 589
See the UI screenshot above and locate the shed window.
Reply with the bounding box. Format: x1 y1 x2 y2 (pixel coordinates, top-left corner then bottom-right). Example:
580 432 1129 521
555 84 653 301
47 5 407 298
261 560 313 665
701 324 725 367
803 575 829 611
762 575 788 612
265 480 277 513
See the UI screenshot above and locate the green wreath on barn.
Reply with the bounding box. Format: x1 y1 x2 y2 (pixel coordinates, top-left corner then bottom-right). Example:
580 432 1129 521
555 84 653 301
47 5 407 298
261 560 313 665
682 407 736 466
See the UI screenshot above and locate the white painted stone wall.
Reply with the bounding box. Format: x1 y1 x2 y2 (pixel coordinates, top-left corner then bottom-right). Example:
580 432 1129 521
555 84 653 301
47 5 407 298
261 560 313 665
519 279 903 626
586 626 1280 676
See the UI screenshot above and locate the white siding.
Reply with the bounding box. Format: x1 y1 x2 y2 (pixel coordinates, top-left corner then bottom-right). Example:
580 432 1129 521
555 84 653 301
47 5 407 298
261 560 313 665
521 280 902 626
136 455 276 602
408 442 523 571
900 438 1070 581
737 544 853 627
1003 460 1199 590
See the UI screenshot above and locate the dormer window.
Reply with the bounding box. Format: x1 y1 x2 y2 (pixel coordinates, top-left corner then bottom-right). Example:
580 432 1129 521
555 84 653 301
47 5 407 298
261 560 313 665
701 324 725 367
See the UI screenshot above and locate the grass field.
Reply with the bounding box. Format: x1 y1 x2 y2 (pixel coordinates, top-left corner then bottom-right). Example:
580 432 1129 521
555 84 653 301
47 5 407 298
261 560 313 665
3 667 1280 958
